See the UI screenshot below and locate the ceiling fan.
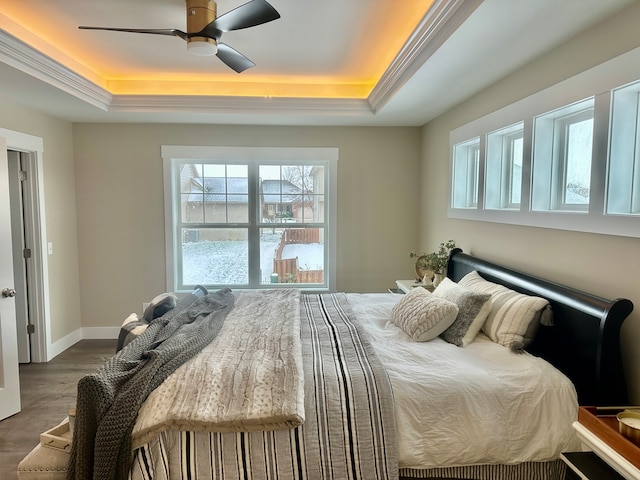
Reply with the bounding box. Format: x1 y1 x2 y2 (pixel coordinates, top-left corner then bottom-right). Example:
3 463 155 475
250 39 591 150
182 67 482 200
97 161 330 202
79 0 280 73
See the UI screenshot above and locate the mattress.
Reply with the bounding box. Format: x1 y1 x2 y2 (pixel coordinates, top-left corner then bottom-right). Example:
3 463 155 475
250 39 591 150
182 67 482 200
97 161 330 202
346 292 581 470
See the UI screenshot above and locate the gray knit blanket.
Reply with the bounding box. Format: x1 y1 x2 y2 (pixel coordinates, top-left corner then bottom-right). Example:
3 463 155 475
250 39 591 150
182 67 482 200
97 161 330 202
66 288 235 480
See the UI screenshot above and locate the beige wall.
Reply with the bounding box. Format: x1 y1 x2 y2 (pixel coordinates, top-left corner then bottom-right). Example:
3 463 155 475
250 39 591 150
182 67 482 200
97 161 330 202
72 124 422 329
0 96 82 344
420 2 640 402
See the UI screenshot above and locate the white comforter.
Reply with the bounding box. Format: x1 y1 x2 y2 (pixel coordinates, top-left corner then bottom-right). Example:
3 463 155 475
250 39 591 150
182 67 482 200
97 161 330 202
347 293 581 470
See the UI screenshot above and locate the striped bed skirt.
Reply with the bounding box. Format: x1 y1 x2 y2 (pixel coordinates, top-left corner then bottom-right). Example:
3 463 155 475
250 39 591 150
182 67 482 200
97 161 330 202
400 460 566 480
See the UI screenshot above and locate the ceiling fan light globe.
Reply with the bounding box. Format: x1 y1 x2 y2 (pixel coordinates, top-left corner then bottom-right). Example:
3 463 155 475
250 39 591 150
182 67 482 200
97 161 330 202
187 38 218 56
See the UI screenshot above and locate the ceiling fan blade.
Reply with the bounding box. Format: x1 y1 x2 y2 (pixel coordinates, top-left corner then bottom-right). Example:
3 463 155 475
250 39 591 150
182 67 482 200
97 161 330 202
79 26 188 41
216 43 255 73
207 0 280 33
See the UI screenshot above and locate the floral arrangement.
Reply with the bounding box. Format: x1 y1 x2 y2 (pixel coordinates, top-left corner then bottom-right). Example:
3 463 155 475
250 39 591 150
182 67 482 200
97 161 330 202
410 239 456 277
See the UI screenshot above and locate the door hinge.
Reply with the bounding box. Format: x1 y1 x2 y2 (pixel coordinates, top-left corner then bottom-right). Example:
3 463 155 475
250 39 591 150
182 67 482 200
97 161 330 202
23 248 32 259
27 324 35 334
18 170 27 181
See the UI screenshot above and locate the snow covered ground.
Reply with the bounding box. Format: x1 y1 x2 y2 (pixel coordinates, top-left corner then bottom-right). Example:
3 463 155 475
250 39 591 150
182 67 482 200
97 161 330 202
182 233 323 285
281 243 324 271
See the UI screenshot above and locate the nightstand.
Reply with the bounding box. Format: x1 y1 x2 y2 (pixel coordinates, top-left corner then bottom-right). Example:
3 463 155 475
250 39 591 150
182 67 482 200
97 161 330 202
395 279 434 293
561 407 640 480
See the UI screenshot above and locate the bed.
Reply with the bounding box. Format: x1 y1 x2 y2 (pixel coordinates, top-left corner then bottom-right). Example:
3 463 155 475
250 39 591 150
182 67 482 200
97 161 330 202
66 249 633 480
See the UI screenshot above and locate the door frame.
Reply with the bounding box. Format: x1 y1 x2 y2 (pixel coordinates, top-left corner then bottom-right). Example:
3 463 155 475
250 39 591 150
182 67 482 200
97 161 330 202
8 151 31 363
0 127 50 363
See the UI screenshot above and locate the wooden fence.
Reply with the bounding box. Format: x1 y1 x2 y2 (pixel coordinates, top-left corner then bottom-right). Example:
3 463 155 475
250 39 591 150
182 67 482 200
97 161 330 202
273 228 323 284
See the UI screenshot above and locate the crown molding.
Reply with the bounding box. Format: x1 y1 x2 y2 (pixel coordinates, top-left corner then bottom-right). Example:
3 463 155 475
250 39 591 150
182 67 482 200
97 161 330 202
368 0 483 112
0 29 112 110
0 0 470 118
109 94 372 115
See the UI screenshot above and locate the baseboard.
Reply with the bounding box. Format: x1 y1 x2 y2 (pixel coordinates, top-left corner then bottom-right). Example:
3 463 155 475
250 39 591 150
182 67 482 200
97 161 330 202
48 328 83 360
82 326 120 340
42 327 119 362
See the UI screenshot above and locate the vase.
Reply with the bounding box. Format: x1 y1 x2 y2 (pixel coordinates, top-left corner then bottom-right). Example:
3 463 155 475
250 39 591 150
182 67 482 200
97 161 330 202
414 255 432 281
433 273 445 288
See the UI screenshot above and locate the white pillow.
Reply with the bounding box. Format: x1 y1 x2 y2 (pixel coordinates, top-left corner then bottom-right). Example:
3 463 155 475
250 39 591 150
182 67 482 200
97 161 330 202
433 277 492 347
390 287 459 342
459 271 550 351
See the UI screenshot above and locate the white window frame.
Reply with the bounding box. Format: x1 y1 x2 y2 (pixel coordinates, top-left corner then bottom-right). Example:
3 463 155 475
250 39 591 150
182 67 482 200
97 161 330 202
556 110 593 210
532 100 595 213
451 138 481 209
162 146 338 292
607 79 640 216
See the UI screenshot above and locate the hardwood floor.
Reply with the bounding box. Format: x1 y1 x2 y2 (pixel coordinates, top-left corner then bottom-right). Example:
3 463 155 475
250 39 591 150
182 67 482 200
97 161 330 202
0 339 117 480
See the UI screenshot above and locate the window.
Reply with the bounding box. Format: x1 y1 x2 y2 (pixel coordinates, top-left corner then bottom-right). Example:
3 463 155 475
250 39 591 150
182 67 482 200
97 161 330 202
607 79 640 215
451 138 480 209
485 123 524 210
163 146 337 292
532 99 594 212
447 45 640 238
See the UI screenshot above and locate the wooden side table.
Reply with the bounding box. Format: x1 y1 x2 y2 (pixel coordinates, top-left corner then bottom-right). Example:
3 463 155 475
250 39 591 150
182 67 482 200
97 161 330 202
562 407 640 480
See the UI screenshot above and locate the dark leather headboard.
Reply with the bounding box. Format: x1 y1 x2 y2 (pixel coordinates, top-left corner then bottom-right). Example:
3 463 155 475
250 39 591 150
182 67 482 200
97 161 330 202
447 249 633 406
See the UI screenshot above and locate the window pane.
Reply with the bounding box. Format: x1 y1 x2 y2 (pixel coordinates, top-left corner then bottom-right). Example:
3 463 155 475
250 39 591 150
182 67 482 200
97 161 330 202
563 117 593 205
469 146 480 206
310 194 325 222
180 163 203 223
194 164 249 223
607 81 640 215
259 164 322 224
509 136 523 205
485 124 523 210
452 138 480 209
180 228 248 285
532 99 594 212
182 193 203 223
262 227 325 285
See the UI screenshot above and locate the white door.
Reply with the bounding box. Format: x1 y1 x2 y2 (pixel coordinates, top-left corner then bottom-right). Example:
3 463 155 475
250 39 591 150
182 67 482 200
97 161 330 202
0 137 21 420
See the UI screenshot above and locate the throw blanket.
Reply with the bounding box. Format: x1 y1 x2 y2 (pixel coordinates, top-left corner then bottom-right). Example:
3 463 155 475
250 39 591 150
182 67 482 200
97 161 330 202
131 289 304 447
67 288 235 480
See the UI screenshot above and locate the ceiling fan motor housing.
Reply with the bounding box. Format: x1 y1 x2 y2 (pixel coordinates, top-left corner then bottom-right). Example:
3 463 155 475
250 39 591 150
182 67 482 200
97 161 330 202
186 0 217 55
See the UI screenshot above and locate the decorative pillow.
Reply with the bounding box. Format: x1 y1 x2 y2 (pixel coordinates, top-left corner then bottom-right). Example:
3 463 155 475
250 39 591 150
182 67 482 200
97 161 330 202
117 286 209 352
390 287 459 342
142 292 179 322
116 313 149 352
459 271 550 351
433 277 492 347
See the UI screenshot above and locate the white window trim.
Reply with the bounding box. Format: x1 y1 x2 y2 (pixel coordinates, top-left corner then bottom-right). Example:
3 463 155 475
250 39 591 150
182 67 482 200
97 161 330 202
532 100 595 213
451 138 481 209
448 45 640 239
162 145 338 292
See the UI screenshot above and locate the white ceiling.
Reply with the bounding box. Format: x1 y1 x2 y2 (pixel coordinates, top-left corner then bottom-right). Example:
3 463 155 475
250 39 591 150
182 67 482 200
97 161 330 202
0 0 635 126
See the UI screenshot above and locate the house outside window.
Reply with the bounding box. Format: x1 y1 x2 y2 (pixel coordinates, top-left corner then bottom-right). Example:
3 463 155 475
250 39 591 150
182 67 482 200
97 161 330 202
163 146 337 292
